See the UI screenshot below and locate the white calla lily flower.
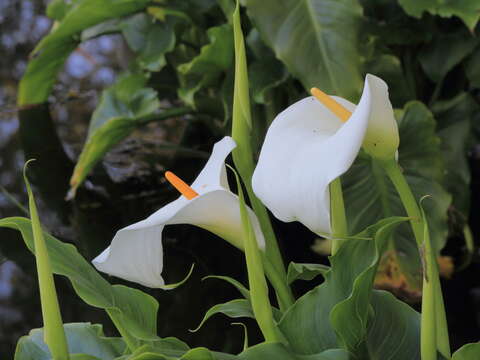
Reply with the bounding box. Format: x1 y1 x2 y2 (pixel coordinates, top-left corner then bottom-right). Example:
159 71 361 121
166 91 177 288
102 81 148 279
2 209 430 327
93 136 265 288
252 74 398 236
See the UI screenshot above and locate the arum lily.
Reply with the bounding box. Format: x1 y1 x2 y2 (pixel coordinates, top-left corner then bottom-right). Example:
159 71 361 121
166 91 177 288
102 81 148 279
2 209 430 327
93 136 265 288
252 74 398 236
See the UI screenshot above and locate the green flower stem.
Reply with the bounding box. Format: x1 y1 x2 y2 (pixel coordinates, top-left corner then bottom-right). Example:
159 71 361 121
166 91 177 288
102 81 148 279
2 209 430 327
421 214 439 360
245 181 293 306
233 169 282 343
329 177 348 255
262 253 295 312
380 159 423 246
380 157 451 359
24 162 69 360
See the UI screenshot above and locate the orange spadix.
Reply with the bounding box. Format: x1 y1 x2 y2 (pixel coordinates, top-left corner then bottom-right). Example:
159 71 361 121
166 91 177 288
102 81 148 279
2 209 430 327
165 171 199 200
310 87 352 122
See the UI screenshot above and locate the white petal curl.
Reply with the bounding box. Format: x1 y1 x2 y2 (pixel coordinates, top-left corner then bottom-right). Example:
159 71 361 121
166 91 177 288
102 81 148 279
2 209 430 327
252 78 373 235
362 74 399 159
93 136 265 288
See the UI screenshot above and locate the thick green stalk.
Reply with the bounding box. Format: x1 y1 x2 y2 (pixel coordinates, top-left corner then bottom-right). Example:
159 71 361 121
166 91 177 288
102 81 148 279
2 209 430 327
381 157 450 359
231 0 292 305
329 177 348 255
380 159 423 246
262 254 295 312
421 216 438 360
24 162 69 360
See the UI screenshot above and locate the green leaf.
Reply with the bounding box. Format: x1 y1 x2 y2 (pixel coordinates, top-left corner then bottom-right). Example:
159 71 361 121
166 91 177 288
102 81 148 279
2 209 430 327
452 343 480 360
121 14 176 72
418 30 478 82
24 162 69 359
343 101 451 290
466 47 480 89
249 58 288 104
0 217 160 349
34 0 150 54
432 93 478 215
15 323 126 360
286 262 329 285
18 0 150 105
238 343 349 360
68 73 160 196
245 0 364 101
178 24 234 106
18 40 78 105
181 348 215 360
191 299 254 332
203 275 251 300
397 0 480 30
366 291 420 360
419 202 450 359
279 217 406 354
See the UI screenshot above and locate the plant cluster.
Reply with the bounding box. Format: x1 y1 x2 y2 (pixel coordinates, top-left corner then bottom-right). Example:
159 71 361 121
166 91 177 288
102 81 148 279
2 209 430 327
4 0 480 359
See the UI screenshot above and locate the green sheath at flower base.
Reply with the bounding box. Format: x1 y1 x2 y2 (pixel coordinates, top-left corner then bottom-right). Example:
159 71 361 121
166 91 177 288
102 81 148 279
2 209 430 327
24 160 69 360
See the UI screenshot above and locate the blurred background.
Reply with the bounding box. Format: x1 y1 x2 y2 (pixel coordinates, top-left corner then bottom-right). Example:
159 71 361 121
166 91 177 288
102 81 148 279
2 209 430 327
1 0 480 357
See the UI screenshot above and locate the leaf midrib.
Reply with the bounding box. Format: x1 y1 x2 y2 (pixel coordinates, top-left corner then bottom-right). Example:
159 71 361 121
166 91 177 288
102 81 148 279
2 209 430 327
302 0 339 94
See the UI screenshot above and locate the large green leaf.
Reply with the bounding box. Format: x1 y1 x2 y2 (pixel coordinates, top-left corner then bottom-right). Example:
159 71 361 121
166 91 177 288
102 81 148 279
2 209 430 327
69 73 190 196
452 343 480 360
432 93 478 215
15 323 126 360
343 101 451 289
238 343 349 360
365 291 420 360
465 47 480 89
418 30 478 83
121 13 176 72
0 217 160 347
245 0 363 101
18 0 150 105
279 218 406 355
397 0 480 30
178 24 234 106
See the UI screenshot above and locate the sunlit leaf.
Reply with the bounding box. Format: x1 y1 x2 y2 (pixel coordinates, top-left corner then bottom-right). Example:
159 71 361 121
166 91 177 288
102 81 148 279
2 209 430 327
18 0 150 105
178 24 234 106
69 73 189 197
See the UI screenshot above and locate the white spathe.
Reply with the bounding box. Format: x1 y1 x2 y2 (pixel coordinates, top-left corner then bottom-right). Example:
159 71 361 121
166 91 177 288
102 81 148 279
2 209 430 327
93 137 265 288
252 74 398 236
